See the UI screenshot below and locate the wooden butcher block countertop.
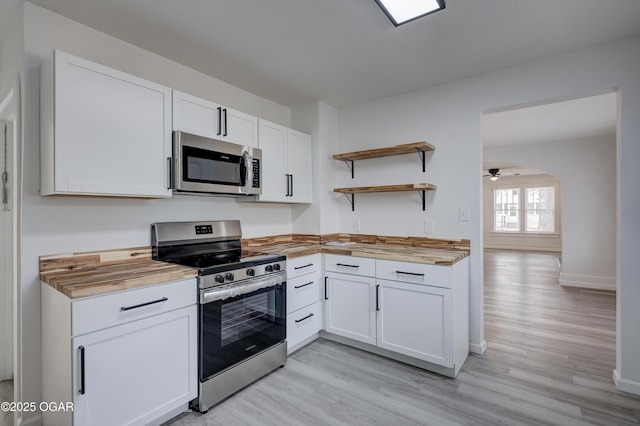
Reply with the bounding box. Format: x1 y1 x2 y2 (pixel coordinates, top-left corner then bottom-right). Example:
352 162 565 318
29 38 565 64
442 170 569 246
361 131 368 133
40 247 198 299
244 233 470 265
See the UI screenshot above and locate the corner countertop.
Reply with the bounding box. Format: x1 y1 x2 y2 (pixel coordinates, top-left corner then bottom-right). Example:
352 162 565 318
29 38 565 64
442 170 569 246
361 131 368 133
245 233 470 265
40 234 469 299
39 247 198 299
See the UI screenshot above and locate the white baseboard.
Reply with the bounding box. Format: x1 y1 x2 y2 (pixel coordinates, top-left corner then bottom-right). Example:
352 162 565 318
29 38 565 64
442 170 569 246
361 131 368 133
470 340 487 354
613 369 640 396
484 244 561 253
559 272 616 291
18 412 41 426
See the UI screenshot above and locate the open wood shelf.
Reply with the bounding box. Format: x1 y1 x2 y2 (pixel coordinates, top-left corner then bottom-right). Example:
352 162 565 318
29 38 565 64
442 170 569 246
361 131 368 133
333 183 436 194
333 142 435 177
333 183 436 211
332 142 434 161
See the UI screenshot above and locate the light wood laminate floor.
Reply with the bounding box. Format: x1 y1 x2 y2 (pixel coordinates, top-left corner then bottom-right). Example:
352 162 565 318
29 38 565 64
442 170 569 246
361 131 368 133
0 380 13 426
166 250 640 425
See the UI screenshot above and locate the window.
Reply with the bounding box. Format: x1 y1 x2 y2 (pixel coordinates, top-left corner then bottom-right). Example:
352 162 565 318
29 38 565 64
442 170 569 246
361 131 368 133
493 185 556 234
525 186 555 233
494 188 520 232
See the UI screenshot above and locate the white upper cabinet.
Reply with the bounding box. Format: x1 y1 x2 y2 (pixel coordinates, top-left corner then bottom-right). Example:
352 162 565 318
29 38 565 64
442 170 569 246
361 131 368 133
40 50 172 198
256 119 312 203
172 90 258 148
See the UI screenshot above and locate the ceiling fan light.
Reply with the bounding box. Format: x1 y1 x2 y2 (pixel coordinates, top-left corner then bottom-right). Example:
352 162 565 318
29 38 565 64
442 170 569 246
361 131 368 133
489 175 500 181
375 0 446 26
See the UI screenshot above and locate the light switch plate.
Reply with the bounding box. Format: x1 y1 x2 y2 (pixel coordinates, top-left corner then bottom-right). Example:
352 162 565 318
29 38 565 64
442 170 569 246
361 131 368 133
424 220 434 234
459 207 470 222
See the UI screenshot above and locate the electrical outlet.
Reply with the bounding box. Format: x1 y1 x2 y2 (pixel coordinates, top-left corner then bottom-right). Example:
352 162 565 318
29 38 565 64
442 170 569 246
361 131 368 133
424 220 434 234
459 207 470 222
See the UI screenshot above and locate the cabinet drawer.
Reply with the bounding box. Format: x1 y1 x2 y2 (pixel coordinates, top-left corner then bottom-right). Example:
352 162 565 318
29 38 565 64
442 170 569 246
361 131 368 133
72 278 197 336
324 254 375 277
287 254 321 280
287 302 321 349
287 274 320 314
376 259 452 288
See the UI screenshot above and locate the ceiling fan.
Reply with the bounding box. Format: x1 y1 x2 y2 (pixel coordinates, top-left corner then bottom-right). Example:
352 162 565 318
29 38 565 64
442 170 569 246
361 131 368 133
483 168 520 181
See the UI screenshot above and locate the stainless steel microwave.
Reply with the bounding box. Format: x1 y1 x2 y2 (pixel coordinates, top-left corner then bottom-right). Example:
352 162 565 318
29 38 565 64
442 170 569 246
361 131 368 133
171 131 262 196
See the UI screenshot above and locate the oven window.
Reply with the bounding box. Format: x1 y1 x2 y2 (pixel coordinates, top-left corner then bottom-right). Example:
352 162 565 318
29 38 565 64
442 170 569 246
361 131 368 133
221 291 276 347
200 283 286 380
184 145 244 186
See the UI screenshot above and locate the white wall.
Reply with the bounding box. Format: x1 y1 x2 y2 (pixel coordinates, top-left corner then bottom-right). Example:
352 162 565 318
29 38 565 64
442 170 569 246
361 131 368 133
0 1 23 409
336 35 640 393
0 119 13 382
482 174 562 253
18 3 300 421
291 101 340 235
485 136 616 290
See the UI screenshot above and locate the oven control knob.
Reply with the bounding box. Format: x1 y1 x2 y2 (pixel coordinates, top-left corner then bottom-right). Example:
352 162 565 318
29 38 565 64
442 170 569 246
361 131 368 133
265 265 273 272
273 263 281 271
246 268 255 277
225 272 235 281
215 275 225 284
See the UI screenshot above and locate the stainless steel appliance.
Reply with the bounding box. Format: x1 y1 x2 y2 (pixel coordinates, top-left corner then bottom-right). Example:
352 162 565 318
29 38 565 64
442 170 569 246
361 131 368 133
151 220 286 412
171 131 262 196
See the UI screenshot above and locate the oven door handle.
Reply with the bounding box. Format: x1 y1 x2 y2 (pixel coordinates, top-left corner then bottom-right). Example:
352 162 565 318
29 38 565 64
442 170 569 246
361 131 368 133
200 271 287 304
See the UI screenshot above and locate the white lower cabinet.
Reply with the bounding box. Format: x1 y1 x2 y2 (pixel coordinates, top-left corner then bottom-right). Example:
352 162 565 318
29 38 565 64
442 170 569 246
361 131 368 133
286 254 321 353
41 278 198 426
324 272 377 346
376 279 452 366
321 255 469 377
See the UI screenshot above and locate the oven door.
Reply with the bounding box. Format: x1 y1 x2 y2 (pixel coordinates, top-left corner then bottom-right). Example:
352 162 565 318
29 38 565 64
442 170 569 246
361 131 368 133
173 131 261 195
199 273 286 380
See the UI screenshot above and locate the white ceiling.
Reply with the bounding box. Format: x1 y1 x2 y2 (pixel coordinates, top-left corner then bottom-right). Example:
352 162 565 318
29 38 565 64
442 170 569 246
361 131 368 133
14 0 640 108
482 92 617 150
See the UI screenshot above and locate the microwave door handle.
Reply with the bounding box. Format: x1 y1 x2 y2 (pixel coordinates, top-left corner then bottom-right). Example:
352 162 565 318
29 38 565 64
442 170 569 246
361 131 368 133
242 152 253 195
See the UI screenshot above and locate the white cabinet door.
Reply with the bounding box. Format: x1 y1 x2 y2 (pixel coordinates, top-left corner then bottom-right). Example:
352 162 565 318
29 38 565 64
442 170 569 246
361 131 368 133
377 279 452 367
173 91 258 148
72 305 197 426
257 119 288 202
41 50 171 198
221 107 258 148
324 272 376 345
286 129 312 203
256 119 312 204
172 90 220 139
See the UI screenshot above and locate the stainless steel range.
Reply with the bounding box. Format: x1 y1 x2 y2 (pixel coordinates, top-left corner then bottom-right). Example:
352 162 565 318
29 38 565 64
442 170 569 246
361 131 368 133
151 220 287 413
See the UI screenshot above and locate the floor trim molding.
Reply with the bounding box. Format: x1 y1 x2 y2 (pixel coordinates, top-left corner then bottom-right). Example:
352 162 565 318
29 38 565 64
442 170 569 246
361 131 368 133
613 369 640 396
470 340 487 354
559 272 616 291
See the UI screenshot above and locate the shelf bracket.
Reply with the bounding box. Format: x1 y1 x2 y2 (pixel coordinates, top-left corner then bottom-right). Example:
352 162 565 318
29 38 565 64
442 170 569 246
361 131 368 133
416 149 426 173
341 160 355 179
341 193 355 211
418 189 426 211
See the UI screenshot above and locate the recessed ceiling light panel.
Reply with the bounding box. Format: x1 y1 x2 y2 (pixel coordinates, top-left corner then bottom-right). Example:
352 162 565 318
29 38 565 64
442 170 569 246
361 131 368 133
375 0 446 26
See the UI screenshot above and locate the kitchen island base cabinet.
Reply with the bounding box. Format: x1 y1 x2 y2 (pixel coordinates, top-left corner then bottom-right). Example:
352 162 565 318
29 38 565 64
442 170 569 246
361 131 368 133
41 279 198 426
